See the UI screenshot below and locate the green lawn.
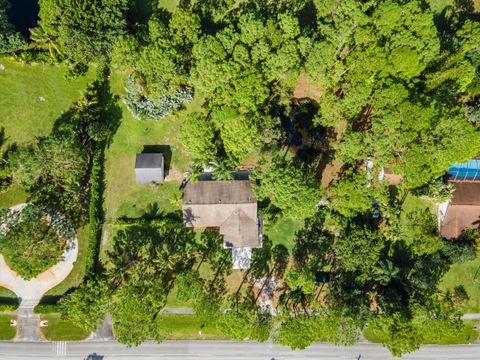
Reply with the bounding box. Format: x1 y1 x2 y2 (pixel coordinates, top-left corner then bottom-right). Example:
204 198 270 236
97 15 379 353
0 315 16 340
0 57 94 210
264 217 303 251
40 314 90 341
157 314 228 340
363 320 479 345
0 58 95 146
440 255 480 313
41 226 89 299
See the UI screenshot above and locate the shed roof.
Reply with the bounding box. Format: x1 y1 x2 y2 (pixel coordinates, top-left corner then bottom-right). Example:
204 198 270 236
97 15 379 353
135 153 163 169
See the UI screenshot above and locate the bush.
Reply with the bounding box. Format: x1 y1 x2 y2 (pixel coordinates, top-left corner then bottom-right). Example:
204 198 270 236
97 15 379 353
442 240 477 264
0 303 18 312
34 303 61 314
123 76 193 120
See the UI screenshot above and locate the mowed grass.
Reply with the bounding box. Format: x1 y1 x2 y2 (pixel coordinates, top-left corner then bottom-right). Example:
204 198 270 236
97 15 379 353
0 315 16 340
40 314 90 341
264 217 303 252
363 320 479 345
440 255 480 313
157 314 228 340
0 57 94 211
0 58 95 146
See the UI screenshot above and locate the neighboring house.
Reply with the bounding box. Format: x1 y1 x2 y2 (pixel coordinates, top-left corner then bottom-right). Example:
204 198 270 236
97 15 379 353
182 180 262 269
440 160 480 239
134 153 164 184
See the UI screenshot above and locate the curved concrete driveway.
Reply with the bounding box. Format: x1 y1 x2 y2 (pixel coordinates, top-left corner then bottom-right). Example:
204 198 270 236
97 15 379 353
0 204 78 340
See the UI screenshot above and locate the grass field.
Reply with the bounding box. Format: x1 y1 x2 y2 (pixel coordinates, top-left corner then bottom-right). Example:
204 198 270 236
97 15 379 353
157 314 228 340
363 320 479 344
264 217 303 251
0 57 94 210
440 255 480 313
40 314 90 341
0 58 95 146
0 315 16 340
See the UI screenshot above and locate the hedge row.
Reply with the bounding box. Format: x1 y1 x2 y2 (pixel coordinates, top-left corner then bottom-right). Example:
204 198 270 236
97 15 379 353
33 303 60 314
85 142 105 278
0 303 18 312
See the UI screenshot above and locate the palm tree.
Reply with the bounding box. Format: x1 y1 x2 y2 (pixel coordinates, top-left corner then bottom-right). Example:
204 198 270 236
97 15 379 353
29 27 63 60
212 160 234 181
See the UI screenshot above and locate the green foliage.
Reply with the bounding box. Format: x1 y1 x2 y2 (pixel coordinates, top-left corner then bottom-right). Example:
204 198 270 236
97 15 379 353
0 0 26 54
59 278 109 332
0 206 64 279
37 0 129 63
86 144 104 277
275 312 360 349
285 268 315 295
399 208 444 256
216 307 272 342
179 112 216 161
254 159 323 220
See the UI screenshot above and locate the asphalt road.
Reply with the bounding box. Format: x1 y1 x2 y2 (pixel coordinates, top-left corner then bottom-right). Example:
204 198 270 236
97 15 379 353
1 340 480 360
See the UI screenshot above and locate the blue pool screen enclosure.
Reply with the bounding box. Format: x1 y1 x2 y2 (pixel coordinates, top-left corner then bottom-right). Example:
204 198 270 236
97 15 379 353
448 159 480 181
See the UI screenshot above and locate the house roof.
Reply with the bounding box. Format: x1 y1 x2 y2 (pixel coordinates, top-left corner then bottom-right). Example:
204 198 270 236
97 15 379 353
220 209 260 248
449 181 480 205
183 180 255 205
182 180 260 248
440 205 480 239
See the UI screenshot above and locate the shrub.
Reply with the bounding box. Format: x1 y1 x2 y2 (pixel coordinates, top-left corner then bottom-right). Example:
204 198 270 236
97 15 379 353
34 303 60 314
123 76 193 120
0 303 18 312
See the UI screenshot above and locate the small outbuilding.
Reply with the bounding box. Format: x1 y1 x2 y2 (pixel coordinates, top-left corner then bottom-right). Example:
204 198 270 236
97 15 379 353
135 153 164 184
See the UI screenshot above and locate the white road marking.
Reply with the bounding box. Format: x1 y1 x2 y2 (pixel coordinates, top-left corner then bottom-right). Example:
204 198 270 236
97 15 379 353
55 342 67 356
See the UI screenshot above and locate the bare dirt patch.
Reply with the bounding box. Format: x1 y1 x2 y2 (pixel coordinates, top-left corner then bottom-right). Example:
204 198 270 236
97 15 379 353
293 74 323 102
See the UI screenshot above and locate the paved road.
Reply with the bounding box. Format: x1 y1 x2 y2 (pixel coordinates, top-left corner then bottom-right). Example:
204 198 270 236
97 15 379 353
1 340 480 360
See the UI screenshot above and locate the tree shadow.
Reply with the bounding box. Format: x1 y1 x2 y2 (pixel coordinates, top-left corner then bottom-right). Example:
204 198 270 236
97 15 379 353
141 145 172 177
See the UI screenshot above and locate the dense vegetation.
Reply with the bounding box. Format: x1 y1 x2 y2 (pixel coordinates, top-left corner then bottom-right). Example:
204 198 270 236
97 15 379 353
0 205 65 279
1 0 480 356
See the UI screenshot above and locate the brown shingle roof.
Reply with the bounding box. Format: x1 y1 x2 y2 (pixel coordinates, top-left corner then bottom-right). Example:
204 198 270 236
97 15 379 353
449 181 480 205
220 209 261 248
182 180 259 248
440 205 480 239
183 180 255 205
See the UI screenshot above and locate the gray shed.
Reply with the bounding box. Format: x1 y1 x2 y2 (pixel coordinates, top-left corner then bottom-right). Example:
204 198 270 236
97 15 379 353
135 153 164 184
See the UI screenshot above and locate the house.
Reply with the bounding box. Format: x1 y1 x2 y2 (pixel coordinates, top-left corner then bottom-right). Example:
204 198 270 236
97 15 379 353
134 153 164 184
182 180 262 269
440 160 480 239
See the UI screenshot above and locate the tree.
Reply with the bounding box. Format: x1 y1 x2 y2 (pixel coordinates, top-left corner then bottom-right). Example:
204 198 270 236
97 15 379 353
0 0 26 54
179 112 216 161
59 278 109 332
254 159 323 220
37 0 129 63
